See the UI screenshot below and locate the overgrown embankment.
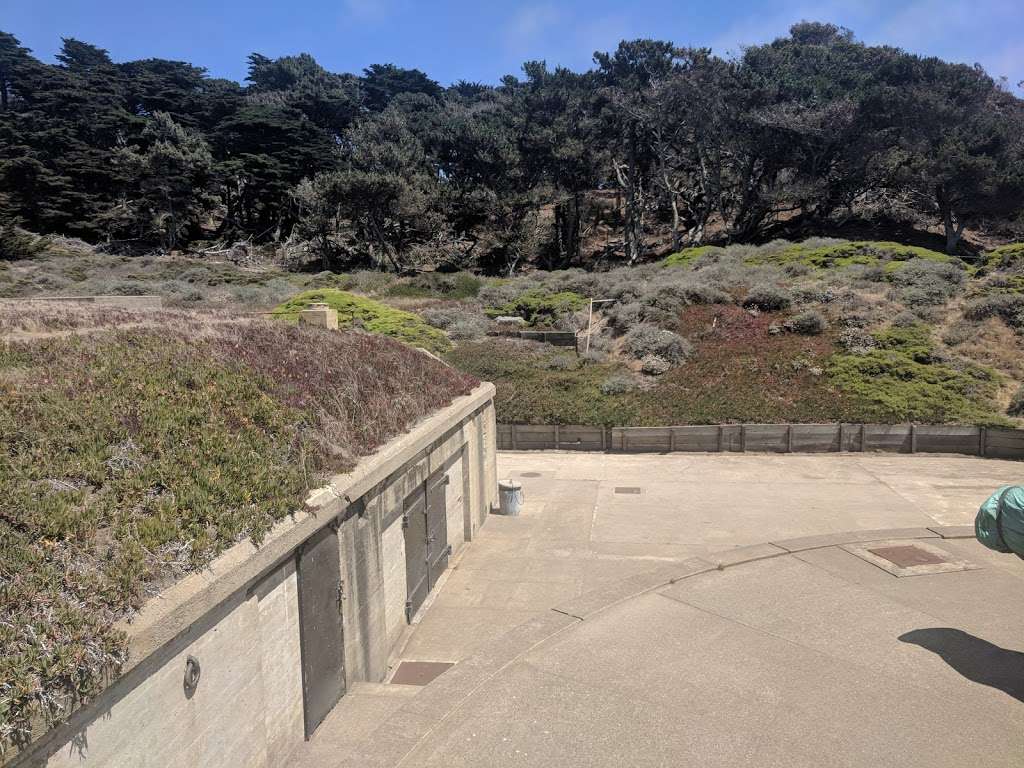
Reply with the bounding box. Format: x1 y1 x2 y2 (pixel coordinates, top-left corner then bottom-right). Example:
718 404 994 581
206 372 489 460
0 316 476 750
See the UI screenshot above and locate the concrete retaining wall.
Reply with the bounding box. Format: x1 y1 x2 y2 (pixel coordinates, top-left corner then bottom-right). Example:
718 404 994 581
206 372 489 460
14 384 498 768
497 422 1024 460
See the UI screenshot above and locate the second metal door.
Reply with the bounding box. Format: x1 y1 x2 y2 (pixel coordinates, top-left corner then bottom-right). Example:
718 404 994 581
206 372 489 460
403 471 449 622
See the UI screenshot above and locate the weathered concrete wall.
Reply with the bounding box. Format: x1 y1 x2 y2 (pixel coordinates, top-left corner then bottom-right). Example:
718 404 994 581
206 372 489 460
15 384 497 768
44 562 302 768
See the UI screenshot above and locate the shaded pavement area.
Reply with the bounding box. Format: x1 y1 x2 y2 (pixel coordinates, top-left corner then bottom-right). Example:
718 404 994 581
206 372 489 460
291 452 1024 767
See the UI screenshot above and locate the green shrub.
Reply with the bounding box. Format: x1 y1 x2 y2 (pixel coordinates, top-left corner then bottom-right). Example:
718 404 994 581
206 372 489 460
745 240 953 271
742 284 792 311
661 245 722 268
640 355 671 375
600 373 636 395
484 289 587 325
272 289 451 352
0 224 45 261
827 323 1005 424
785 310 829 335
1008 385 1024 417
387 271 481 299
963 293 1024 331
623 324 692 362
983 243 1024 271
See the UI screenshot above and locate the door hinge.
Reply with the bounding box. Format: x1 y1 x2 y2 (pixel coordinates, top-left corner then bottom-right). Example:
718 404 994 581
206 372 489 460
402 512 409 530
405 599 413 623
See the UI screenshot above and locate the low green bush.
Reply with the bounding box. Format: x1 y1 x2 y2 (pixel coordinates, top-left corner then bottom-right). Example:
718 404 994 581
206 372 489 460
745 240 953 271
742 284 792 311
785 310 829 335
661 245 722 268
827 323 1006 424
272 289 451 352
623 324 692 363
484 289 587 325
983 243 1024 271
1008 385 1024 417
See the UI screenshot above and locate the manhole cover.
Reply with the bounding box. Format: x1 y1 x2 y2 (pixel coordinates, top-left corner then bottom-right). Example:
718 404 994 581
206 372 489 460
868 545 947 568
520 472 543 478
841 539 978 578
614 487 641 494
390 661 454 686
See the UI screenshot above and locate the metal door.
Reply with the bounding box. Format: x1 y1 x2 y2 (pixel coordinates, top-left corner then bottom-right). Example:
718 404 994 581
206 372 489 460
403 486 429 622
296 524 345 739
425 472 449 590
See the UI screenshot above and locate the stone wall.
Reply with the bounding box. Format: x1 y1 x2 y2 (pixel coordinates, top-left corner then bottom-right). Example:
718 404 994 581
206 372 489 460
12 384 497 768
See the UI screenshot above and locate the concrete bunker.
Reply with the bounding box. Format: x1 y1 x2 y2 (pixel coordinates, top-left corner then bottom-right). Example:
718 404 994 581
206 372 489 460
9 384 498 768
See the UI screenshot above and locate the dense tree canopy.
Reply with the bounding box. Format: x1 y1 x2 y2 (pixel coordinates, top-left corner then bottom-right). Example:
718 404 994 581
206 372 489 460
1 22 1022 271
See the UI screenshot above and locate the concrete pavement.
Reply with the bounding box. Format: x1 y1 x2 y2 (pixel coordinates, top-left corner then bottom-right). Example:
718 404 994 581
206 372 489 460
290 452 1024 767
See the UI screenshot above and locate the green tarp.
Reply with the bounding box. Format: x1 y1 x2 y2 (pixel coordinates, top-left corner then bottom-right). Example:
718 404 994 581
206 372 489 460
975 485 1024 557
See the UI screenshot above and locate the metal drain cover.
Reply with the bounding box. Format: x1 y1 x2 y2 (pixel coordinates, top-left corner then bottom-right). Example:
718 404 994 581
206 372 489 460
520 472 543 478
390 661 454 686
841 540 979 578
868 545 947 568
614 487 641 494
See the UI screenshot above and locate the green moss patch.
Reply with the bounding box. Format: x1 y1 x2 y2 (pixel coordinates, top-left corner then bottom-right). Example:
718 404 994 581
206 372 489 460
983 243 1024 271
483 289 587 326
827 323 1007 424
746 240 953 271
661 245 723 268
272 289 451 353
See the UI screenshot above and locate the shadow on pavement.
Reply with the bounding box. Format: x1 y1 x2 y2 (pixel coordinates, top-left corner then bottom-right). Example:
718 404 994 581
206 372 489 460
899 628 1024 703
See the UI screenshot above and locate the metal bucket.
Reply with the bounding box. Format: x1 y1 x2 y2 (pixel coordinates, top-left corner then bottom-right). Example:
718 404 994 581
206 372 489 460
497 480 524 516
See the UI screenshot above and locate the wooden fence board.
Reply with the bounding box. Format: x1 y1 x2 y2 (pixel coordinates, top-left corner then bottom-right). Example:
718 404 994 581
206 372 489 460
791 424 842 453
496 423 1024 460
863 424 913 453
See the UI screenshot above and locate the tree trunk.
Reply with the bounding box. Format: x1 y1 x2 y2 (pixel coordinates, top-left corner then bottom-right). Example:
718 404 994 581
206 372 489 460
937 185 965 254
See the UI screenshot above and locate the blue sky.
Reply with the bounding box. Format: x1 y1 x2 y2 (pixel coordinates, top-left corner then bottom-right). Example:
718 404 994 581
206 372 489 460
3 0 1022 91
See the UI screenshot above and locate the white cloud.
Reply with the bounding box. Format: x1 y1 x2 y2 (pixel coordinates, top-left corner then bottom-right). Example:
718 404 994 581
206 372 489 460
342 0 393 23
503 4 564 52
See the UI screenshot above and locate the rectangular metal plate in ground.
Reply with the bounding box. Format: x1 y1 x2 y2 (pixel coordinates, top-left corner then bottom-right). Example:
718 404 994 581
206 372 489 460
519 471 542 477
841 539 980 578
868 545 947 568
390 661 454 686
614 487 642 494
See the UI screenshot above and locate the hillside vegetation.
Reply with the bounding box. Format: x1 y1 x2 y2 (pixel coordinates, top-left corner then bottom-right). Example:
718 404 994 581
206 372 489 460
0 315 476 749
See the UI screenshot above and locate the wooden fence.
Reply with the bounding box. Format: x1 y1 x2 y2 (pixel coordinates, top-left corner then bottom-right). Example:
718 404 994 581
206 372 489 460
496 423 1024 460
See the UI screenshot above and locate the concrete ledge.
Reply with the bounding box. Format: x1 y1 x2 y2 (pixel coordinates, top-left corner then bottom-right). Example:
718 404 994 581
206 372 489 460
123 382 496 670
927 524 977 539
553 558 714 621
711 543 789 569
770 527 939 553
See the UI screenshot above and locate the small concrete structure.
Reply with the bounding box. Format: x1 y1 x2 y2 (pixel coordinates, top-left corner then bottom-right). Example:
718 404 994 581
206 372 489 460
299 302 339 330
11 384 498 768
